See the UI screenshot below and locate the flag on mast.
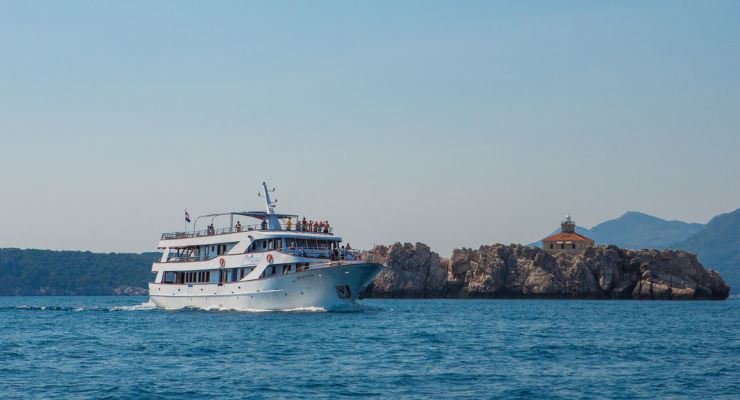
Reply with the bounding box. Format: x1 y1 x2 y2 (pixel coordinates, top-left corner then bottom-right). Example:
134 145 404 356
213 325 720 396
185 209 191 223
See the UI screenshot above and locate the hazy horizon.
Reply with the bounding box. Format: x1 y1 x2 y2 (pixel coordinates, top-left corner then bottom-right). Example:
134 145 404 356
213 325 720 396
2 1 739 256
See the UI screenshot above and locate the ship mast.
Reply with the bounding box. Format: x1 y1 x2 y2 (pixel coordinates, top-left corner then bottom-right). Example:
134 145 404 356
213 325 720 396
260 181 281 229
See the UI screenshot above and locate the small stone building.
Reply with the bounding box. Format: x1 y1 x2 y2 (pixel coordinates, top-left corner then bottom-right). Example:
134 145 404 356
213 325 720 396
542 215 594 254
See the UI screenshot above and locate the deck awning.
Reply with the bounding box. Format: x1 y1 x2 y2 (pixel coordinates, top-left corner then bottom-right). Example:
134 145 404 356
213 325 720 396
196 211 299 220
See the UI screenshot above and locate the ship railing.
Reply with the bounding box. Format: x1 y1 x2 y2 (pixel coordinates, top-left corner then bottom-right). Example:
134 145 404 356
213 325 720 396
163 256 202 263
282 247 363 261
158 248 365 264
161 224 333 240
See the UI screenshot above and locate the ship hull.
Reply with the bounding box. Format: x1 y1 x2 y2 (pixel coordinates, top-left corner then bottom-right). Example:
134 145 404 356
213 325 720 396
148 262 382 310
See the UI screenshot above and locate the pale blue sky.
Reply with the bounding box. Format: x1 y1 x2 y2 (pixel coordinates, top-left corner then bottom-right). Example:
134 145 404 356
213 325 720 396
1 1 739 255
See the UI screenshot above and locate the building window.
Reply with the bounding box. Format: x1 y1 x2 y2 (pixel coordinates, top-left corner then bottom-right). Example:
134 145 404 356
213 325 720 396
549 244 553 249
572 244 576 249
560 244 564 249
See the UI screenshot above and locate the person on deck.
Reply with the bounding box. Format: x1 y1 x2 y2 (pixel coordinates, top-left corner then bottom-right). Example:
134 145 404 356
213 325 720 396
260 218 267 230
332 247 339 261
286 218 292 231
235 221 242 232
309 220 314 232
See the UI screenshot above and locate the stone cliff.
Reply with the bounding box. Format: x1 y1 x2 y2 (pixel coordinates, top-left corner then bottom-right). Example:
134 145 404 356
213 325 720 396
362 243 729 300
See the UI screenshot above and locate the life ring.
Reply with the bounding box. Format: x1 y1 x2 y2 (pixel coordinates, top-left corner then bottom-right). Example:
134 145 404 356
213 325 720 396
219 258 225 267
266 253 273 263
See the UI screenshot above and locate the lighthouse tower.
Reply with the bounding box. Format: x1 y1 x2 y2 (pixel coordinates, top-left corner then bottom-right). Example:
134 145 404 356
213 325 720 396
561 214 576 233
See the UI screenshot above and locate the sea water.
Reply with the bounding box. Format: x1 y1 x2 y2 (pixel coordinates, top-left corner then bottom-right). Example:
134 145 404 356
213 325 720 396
0 297 738 399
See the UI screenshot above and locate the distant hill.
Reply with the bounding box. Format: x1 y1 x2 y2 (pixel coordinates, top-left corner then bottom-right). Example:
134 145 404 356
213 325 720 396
0 248 157 295
530 211 704 249
589 211 705 249
671 208 740 296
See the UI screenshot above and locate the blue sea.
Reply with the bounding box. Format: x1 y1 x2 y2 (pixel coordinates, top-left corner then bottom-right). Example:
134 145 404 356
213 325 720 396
1 297 738 399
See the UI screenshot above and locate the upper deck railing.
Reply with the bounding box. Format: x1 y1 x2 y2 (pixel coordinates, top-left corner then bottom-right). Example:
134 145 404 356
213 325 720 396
160 247 363 263
160 223 334 240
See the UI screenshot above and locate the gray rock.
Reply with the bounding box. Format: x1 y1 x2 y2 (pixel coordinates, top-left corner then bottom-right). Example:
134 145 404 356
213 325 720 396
364 243 730 300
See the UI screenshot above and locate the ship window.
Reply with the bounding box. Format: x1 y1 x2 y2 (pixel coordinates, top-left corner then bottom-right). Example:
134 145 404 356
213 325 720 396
286 238 296 248
261 240 267 250
296 239 306 248
274 239 282 250
163 272 175 283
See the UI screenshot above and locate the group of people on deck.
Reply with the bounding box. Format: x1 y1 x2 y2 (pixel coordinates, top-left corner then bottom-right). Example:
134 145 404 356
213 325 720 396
226 217 331 232
294 217 330 233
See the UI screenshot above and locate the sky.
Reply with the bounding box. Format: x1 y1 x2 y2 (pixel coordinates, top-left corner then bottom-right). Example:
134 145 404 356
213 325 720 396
1 1 739 256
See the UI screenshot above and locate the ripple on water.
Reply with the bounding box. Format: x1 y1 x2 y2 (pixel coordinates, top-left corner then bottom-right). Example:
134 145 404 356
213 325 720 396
0 297 738 399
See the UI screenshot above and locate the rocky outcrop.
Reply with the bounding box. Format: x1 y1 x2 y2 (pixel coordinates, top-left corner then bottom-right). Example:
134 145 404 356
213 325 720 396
362 242 448 298
362 243 730 300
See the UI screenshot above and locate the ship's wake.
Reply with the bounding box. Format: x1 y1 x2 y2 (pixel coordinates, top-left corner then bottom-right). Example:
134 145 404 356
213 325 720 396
1 300 381 313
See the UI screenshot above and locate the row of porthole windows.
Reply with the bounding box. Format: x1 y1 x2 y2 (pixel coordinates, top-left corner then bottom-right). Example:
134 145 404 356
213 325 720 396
162 267 254 284
161 264 312 284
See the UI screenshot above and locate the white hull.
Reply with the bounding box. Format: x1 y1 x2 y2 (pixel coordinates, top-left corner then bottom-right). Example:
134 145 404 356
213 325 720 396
149 262 381 310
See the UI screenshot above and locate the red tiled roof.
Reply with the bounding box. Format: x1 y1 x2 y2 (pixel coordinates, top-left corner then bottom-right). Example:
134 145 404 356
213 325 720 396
543 232 593 242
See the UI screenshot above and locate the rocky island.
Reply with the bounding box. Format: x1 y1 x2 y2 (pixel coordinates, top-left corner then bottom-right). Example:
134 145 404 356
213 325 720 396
362 243 730 300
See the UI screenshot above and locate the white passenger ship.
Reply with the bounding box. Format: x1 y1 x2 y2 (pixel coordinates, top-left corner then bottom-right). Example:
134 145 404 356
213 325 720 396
149 183 383 310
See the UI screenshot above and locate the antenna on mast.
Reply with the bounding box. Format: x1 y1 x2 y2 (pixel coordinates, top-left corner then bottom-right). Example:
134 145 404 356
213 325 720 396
260 181 278 214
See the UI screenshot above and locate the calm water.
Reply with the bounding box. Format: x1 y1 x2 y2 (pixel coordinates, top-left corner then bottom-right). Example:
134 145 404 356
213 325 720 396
1 297 738 399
